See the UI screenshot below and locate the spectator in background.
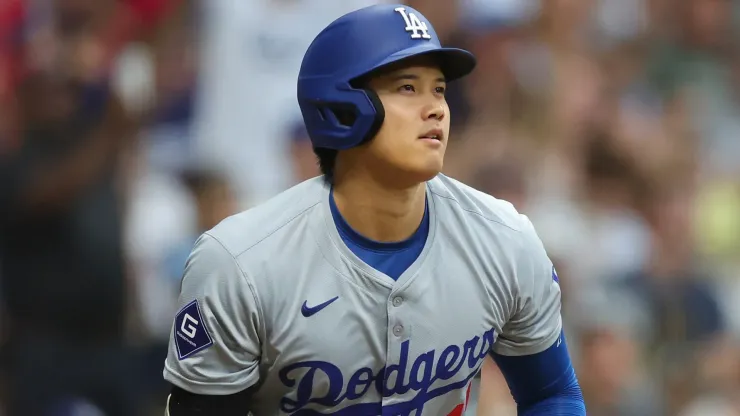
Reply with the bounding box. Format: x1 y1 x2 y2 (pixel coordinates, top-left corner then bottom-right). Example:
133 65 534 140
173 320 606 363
468 158 527 212
568 286 663 416
0 1 140 414
0 0 24 154
617 160 728 414
191 0 380 206
625 161 725 346
130 167 237 411
679 336 740 415
163 167 237 285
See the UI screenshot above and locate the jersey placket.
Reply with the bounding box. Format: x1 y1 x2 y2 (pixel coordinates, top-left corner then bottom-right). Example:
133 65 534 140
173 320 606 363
382 292 411 414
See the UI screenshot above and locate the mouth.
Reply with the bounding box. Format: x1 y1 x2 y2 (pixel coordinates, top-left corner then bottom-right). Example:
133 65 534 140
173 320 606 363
418 128 444 142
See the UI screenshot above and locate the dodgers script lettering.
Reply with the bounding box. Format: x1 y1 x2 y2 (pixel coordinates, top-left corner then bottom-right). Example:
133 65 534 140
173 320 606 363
278 328 496 415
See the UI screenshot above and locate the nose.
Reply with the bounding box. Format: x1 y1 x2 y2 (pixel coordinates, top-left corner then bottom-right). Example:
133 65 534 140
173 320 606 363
422 103 445 121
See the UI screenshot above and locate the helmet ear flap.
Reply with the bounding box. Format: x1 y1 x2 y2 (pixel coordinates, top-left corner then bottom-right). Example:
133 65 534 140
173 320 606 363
317 103 358 128
311 88 385 148
358 89 384 145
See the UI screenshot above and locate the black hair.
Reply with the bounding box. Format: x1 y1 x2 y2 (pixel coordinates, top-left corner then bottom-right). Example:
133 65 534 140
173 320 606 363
313 147 339 184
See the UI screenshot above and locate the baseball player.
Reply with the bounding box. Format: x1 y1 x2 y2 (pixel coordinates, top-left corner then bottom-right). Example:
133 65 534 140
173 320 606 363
163 4 586 416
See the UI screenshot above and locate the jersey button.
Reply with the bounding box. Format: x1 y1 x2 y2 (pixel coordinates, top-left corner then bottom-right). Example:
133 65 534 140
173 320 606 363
393 325 404 336
392 296 403 307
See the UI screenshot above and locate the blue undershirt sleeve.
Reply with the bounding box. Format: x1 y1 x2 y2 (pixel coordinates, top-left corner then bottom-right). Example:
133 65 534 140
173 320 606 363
490 331 586 415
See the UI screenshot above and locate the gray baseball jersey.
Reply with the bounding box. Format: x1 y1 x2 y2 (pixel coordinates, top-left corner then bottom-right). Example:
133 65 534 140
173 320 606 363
163 174 562 416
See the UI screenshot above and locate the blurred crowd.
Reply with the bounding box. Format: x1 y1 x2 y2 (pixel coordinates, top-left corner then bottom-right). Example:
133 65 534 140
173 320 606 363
0 0 739 415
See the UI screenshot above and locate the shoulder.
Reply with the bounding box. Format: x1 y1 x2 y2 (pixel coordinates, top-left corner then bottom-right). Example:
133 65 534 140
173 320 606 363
204 177 326 258
428 174 534 236
177 178 327 320
428 174 548 273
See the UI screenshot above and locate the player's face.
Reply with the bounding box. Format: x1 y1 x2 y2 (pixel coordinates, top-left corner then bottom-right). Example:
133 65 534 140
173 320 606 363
362 59 450 184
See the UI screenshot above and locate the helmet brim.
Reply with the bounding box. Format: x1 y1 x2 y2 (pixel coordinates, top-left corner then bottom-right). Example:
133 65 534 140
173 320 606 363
368 44 477 82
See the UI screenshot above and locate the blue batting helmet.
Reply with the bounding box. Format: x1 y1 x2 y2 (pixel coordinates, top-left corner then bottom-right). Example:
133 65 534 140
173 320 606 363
297 4 476 150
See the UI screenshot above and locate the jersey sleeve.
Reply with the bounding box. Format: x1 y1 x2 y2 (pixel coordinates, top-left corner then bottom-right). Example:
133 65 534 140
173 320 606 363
493 214 562 356
163 232 263 395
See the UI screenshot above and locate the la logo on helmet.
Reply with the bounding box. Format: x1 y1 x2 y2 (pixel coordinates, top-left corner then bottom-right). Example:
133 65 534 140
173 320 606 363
394 7 431 39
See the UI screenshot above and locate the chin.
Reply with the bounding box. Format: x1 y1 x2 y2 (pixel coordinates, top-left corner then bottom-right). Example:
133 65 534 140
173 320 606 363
378 153 444 186
402 161 443 183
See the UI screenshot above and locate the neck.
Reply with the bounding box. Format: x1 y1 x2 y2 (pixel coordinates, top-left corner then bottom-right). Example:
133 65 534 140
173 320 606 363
332 171 427 243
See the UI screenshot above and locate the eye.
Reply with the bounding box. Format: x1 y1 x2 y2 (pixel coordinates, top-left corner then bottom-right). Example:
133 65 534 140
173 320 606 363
435 86 446 95
398 84 415 93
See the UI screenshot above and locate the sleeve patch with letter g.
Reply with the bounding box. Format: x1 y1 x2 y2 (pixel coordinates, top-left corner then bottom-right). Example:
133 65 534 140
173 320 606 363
174 299 214 360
